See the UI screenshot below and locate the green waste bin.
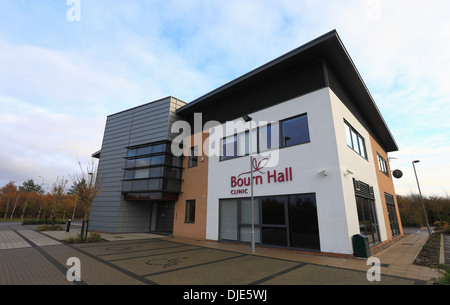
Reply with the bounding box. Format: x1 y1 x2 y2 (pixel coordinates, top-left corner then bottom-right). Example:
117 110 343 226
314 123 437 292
352 234 371 258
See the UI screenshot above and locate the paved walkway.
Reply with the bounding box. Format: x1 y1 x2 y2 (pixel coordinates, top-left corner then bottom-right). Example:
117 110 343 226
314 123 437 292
0 224 444 286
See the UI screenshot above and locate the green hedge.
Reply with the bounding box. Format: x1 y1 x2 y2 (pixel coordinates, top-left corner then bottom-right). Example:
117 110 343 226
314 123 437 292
22 219 67 225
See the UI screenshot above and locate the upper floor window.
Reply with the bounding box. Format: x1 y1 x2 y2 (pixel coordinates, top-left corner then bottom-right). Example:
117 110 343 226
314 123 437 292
122 141 182 193
344 120 367 159
280 114 310 148
377 153 389 176
220 113 310 161
188 146 198 168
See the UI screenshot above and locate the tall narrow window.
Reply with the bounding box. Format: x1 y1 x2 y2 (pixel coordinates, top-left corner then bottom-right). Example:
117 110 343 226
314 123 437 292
188 146 198 168
377 153 389 176
185 200 196 223
344 120 367 159
237 131 249 157
259 123 280 152
221 135 237 161
355 196 380 244
385 193 400 237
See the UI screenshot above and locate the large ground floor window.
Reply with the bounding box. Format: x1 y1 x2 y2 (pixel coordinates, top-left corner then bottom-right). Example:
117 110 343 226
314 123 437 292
219 193 320 251
355 196 380 245
385 193 400 238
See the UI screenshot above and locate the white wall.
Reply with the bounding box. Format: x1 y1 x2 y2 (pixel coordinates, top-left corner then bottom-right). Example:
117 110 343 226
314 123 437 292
329 90 388 245
206 88 357 254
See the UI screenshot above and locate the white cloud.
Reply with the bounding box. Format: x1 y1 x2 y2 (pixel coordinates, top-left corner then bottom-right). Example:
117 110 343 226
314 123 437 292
0 40 146 115
0 95 104 189
0 0 449 197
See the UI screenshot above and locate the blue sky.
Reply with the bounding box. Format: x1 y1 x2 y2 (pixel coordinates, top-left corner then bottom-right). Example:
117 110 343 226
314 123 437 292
0 0 449 196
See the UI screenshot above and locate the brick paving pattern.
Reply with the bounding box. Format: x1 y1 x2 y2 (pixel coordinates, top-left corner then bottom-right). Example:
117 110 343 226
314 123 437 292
0 224 442 285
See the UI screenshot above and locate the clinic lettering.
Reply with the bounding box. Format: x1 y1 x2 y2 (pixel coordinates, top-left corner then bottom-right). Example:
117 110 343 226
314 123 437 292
230 158 293 195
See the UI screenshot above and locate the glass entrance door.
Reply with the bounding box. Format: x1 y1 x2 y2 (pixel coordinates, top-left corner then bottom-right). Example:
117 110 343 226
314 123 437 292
355 196 380 245
219 193 320 251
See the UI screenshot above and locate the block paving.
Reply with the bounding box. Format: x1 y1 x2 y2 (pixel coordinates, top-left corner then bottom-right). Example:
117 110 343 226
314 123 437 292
0 224 444 286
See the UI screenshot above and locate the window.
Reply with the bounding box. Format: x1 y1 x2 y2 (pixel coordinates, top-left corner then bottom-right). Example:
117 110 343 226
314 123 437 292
221 129 257 161
355 196 380 245
185 200 196 223
237 131 249 156
385 193 400 237
134 168 150 179
377 153 389 176
240 198 261 243
122 141 182 196
188 146 198 168
219 199 238 240
280 114 310 148
220 114 310 161
221 135 237 160
344 121 367 159
136 146 152 156
135 157 151 168
259 123 280 152
219 194 320 250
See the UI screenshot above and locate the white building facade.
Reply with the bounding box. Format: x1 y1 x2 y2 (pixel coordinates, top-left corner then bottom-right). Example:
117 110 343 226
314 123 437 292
205 87 391 255
90 30 402 256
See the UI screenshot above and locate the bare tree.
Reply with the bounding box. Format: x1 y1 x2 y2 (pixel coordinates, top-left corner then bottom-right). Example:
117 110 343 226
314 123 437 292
69 159 102 240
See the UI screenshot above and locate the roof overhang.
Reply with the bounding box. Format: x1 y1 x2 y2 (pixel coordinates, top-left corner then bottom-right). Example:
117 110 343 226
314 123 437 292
177 30 398 152
92 150 101 159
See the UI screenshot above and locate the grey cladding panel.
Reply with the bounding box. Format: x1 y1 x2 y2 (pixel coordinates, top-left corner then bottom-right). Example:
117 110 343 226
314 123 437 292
90 97 178 233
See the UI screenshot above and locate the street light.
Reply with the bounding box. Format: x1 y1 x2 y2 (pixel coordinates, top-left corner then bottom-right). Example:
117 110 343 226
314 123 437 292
412 160 432 236
242 114 255 253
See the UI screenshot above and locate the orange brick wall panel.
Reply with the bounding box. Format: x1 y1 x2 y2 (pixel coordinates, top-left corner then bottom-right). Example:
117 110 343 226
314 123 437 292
173 132 209 240
369 136 403 240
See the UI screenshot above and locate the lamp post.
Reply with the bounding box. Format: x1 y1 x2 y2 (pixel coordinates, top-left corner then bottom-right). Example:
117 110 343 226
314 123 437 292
242 115 255 253
412 160 431 236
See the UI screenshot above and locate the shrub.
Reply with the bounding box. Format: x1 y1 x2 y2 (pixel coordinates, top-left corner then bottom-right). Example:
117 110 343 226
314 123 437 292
87 232 103 243
37 224 64 231
433 220 450 232
23 219 66 225
65 232 103 244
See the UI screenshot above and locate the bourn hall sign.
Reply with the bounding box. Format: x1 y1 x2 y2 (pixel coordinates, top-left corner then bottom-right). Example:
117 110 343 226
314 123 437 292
230 158 294 195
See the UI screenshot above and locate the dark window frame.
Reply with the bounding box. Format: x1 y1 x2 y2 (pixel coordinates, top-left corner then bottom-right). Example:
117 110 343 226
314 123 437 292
377 153 389 177
218 193 320 251
188 146 199 168
122 141 183 195
185 200 196 223
219 113 311 162
344 120 368 160
385 193 400 237
279 113 310 148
